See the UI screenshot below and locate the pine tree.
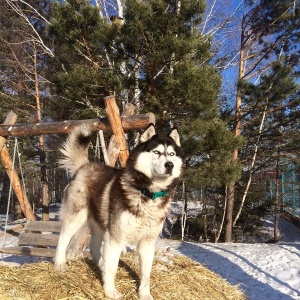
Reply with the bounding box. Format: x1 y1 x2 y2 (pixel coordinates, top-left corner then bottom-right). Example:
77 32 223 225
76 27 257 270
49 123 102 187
48 0 241 236
48 0 119 119
225 0 300 241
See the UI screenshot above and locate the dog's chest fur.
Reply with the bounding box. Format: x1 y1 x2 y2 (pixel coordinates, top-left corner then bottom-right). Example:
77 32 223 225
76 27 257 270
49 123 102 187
78 163 172 243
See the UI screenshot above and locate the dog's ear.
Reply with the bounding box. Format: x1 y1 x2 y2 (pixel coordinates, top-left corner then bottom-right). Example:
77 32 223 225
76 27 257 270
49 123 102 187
140 124 156 142
169 128 181 146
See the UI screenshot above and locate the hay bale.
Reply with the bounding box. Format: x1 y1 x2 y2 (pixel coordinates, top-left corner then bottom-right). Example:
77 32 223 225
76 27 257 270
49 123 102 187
0 251 246 300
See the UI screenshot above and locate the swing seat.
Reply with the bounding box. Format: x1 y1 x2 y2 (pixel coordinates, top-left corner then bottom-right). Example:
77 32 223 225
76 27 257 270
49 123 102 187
0 220 62 257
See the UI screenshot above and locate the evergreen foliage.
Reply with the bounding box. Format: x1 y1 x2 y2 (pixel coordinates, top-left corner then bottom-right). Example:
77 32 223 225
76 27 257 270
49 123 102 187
48 0 241 193
0 0 298 241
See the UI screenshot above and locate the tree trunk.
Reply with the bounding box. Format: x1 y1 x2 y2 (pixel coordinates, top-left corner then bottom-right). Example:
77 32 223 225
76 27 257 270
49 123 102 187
39 145 49 220
224 13 246 242
215 186 227 243
225 180 235 242
274 142 281 242
34 46 49 221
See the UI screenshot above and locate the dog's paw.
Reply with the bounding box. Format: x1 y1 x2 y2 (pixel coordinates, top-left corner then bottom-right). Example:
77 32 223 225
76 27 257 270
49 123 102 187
54 262 68 272
104 288 123 299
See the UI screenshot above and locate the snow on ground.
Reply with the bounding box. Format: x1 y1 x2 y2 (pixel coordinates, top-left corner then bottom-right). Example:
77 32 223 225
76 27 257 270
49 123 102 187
158 217 300 300
1 207 300 300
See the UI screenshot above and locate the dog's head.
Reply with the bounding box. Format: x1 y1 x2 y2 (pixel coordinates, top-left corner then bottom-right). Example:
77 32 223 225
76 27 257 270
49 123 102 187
130 124 183 182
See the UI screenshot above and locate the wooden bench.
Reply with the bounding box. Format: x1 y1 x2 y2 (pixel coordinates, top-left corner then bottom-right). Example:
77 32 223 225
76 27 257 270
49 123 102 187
0 220 62 258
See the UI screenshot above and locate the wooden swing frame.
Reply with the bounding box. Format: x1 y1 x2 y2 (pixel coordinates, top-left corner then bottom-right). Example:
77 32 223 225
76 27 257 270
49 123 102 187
0 96 155 257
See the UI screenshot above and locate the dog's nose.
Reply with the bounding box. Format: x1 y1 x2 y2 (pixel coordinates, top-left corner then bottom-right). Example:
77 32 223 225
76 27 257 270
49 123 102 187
165 162 174 170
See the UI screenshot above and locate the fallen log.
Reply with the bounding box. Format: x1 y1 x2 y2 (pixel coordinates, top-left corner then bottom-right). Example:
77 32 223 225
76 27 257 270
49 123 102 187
0 113 155 137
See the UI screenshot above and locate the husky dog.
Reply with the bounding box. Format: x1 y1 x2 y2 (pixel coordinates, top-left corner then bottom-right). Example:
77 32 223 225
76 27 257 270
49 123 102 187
54 124 183 300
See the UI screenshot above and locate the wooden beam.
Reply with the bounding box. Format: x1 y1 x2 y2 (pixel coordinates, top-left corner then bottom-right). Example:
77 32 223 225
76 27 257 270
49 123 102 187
0 113 155 137
105 96 129 167
107 103 136 167
0 112 36 221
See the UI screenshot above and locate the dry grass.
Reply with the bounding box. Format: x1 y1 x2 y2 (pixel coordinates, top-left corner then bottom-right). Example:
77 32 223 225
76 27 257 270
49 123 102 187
0 250 246 300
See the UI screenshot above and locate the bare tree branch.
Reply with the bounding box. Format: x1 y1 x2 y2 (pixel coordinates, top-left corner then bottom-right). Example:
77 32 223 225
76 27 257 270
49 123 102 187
5 0 54 57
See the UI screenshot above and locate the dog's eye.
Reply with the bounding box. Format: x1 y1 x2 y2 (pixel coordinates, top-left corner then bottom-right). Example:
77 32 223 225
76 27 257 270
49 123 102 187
169 152 175 156
153 150 160 155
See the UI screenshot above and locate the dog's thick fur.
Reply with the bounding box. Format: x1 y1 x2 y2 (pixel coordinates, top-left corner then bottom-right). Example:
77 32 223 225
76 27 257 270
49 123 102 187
54 124 183 300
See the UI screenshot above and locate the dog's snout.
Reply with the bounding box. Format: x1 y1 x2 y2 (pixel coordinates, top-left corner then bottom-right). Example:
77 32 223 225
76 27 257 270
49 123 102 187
165 161 174 170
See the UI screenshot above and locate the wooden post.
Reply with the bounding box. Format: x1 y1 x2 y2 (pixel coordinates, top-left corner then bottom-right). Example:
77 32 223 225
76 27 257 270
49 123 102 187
107 135 121 167
0 112 18 151
105 96 130 167
0 112 36 221
107 103 136 167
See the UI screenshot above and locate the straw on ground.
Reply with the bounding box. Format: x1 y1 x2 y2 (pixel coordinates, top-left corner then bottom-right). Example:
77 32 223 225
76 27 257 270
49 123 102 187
0 250 246 300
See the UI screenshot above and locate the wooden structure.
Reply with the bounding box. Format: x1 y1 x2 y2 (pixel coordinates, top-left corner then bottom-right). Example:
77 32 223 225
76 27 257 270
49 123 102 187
0 104 154 138
0 221 62 257
0 112 36 221
0 96 155 257
0 96 155 220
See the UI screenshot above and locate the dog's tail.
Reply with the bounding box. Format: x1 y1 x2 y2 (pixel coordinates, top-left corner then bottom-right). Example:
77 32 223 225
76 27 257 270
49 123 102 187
59 124 92 177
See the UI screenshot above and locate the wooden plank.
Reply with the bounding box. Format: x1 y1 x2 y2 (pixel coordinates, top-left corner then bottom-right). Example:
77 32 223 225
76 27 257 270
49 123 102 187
24 220 62 232
18 233 59 247
0 246 57 257
0 114 155 137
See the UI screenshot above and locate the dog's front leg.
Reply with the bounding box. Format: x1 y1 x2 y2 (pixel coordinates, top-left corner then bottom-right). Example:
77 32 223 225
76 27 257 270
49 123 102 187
137 240 156 300
100 234 124 299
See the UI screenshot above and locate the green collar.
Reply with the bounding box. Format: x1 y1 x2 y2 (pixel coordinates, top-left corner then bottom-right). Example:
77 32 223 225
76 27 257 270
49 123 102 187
141 189 168 200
